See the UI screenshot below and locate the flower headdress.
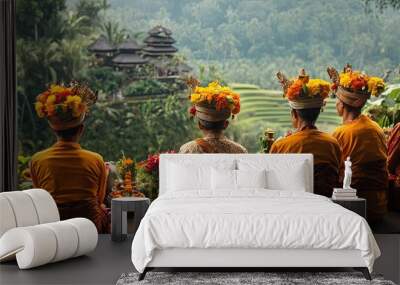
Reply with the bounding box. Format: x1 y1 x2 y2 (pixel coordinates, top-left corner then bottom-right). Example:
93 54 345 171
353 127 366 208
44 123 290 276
276 69 330 110
186 77 240 122
35 81 97 130
327 64 385 108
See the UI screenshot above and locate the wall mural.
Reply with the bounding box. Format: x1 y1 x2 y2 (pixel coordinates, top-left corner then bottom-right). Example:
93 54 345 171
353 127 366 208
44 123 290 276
15 0 400 233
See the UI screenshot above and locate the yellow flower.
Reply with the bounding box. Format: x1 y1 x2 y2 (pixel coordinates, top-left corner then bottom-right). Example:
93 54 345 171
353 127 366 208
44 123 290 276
368 77 385 97
339 73 352 88
64 95 83 117
35 102 45 118
45 102 56 116
189 81 240 114
35 83 93 120
306 79 331 98
36 92 49 103
43 94 57 116
50 84 66 95
65 95 82 105
46 94 56 104
190 93 202 103
208 81 219 89
194 86 206 94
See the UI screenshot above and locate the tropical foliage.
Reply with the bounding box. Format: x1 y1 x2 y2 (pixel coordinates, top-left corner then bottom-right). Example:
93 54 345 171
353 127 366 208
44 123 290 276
17 0 106 154
106 0 400 88
364 0 400 11
77 66 127 99
82 95 197 161
16 0 400 189
136 153 167 200
123 80 170 97
364 83 400 127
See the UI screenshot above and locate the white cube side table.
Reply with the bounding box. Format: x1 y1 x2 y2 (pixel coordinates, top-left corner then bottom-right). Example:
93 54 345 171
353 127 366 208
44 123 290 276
111 197 150 242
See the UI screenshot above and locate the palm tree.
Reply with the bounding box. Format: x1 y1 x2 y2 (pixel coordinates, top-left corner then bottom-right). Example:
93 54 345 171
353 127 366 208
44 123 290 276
101 20 127 45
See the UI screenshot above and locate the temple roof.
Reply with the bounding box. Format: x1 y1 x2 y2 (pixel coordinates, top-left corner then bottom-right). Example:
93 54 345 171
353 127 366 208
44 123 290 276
143 46 178 52
118 38 142 52
148 25 172 36
144 35 175 45
143 26 178 57
112 53 148 66
88 36 116 53
142 46 178 54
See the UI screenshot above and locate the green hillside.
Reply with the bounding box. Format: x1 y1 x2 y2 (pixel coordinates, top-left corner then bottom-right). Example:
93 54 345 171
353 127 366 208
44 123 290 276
230 83 342 132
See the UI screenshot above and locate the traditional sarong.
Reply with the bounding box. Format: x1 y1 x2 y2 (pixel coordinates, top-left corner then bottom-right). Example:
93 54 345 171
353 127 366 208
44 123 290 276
333 115 388 222
341 160 389 222
314 164 342 197
30 141 109 231
270 128 342 198
387 123 400 211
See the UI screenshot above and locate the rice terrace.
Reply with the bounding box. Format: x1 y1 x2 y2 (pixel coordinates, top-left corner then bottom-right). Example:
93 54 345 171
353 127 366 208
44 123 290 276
231 83 341 132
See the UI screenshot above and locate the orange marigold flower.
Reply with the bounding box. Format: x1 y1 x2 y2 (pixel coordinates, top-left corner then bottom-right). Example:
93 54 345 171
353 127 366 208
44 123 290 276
123 158 134 166
286 80 303 100
189 81 241 116
215 94 228 111
46 103 56 117
34 83 94 120
232 103 240 114
36 91 49 103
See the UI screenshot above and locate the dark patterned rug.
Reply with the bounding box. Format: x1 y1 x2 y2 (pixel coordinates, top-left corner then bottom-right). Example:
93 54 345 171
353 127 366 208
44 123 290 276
116 272 396 285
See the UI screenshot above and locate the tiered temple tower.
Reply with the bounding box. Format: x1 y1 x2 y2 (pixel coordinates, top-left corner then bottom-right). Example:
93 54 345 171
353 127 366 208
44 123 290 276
112 37 148 69
87 36 116 64
142 25 178 58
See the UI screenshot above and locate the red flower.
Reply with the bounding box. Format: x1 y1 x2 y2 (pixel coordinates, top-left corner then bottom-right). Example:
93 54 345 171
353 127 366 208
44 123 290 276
54 89 72 104
232 103 240 114
189 106 196 117
141 150 176 173
351 78 367 91
145 154 159 173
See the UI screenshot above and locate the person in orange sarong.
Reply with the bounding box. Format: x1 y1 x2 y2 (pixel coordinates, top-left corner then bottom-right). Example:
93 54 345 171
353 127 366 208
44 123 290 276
30 83 109 233
327 64 388 224
179 80 247 154
270 69 342 197
387 123 400 211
